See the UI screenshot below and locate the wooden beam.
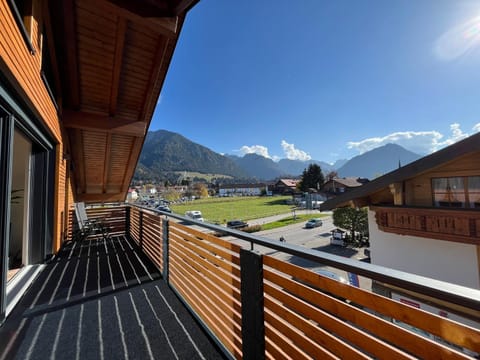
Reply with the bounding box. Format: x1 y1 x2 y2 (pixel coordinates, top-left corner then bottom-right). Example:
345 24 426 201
83 0 178 37
75 192 127 203
106 0 170 17
63 110 147 136
139 36 169 122
62 0 80 109
71 128 86 194
121 136 144 193
173 0 199 15
110 17 127 116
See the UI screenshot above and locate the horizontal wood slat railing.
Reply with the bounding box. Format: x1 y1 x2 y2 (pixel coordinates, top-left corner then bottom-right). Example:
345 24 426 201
263 256 478 359
124 205 480 360
373 205 480 245
168 221 243 359
86 206 126 236
67 204 126 241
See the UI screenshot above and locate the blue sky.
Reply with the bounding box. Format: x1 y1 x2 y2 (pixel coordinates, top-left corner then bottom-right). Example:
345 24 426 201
150 0 480 164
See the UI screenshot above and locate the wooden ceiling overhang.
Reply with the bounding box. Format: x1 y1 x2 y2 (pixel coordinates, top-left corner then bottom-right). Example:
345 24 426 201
50 0 198 203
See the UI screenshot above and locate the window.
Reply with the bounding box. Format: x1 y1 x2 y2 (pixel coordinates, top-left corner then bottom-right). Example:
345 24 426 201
468 176 480 208
7 0 35 54
40 30 58 108
432 176 480 208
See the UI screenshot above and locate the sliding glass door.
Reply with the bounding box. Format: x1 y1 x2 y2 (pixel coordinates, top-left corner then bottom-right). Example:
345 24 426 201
0 91 55 325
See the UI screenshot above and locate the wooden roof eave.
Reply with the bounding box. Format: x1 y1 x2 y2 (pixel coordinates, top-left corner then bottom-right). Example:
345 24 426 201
50 0 196 203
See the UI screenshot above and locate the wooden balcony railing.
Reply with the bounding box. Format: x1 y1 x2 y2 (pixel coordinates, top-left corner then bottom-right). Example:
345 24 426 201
80 204 480 359
372 205 480 245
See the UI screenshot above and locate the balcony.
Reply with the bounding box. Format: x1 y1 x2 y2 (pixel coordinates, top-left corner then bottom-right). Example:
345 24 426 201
372 205 480 245
1 204 480 359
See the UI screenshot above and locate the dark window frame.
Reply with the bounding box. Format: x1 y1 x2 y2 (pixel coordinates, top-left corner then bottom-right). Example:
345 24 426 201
40 29 58 110
7 0 36 54
431 176 480 208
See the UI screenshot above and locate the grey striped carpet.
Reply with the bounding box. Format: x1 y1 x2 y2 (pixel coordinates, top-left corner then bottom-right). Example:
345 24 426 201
0 235 226 360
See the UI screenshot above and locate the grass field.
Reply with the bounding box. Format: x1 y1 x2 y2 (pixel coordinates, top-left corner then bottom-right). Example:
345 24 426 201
170 196 294 224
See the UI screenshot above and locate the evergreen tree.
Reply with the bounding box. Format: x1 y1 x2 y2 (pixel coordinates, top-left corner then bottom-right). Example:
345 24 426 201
298 164 325 192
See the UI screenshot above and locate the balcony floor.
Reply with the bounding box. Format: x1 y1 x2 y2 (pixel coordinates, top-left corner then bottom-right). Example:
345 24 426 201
0 235 225 360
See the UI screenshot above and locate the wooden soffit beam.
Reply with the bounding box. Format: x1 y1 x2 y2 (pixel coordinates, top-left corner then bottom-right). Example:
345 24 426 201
110 17 127 116
63 110 147 136
62 0 80 109
106 0 197 18
76 192 127 203
84 0 179 37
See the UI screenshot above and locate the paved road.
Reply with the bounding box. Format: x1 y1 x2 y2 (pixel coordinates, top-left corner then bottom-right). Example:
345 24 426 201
229 211 371 290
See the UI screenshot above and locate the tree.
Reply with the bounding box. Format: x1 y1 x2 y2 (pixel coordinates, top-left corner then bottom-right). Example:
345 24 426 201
192 183 209 198
298 164 325 192
332 207 368 245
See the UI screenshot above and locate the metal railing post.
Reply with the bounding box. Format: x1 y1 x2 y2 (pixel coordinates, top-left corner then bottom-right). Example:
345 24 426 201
240 249 265 360
162 218 169 281
125 206 130 237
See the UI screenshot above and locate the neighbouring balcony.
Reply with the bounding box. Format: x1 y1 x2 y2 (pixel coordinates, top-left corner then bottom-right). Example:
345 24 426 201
2 204 480 359
372 205 480 245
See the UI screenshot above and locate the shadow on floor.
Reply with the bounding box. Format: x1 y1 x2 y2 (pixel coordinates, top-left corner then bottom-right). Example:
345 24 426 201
0 235 225 360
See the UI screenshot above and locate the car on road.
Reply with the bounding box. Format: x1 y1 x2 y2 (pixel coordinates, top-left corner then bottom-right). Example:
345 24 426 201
227 220 248 229
156 205 172 213
305 218 323 228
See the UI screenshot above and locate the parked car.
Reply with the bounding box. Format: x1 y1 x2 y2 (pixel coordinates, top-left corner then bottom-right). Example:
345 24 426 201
156 205 172 213
227 220 248 229
305 218 323 228
185 210 204 222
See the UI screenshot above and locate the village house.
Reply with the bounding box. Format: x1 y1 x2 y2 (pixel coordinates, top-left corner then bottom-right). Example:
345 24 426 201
321 132 480 329
322 177 369 195
273 178 300 195
218 183 269 197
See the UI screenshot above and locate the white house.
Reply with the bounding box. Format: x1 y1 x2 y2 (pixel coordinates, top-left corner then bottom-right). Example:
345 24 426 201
320 133 480 328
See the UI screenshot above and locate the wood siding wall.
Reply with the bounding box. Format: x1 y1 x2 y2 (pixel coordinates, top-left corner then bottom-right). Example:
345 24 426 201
0 0 68 252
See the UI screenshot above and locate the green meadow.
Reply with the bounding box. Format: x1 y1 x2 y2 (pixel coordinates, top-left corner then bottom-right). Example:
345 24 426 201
170 196 294 224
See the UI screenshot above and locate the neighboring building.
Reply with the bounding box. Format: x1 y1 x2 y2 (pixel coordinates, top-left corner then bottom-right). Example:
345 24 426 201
322 177 369 195
274 179 300 195
126 189 139 202
218 183 268 197
0 0 196 324
320 133 480 326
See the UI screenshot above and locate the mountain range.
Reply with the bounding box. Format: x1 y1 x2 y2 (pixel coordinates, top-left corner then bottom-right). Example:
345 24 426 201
134 130 422 182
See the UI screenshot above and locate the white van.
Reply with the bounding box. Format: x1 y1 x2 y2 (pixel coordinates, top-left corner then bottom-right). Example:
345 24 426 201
185 210 204 222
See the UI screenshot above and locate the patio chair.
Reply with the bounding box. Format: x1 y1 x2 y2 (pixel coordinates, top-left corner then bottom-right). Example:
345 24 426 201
73 202 109 241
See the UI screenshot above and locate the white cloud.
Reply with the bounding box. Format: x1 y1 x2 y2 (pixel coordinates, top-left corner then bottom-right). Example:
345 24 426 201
238 145 272 159
434 15 480 61
281 140 311 161
473 122 480 132
347 124 473 155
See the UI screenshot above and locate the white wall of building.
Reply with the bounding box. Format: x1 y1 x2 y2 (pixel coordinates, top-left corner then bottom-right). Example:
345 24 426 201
368 210 480 289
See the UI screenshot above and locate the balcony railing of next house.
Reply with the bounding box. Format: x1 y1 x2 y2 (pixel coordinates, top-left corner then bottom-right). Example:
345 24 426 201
372 205 480 245
77 204 480 360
